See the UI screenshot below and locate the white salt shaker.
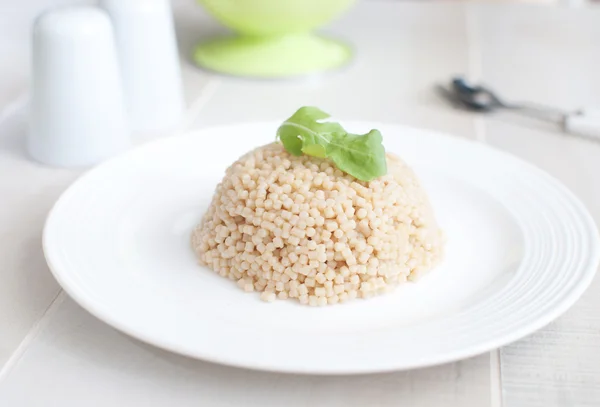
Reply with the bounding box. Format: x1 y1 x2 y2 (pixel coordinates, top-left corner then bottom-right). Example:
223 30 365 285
29 6 130 167
100 0 185 133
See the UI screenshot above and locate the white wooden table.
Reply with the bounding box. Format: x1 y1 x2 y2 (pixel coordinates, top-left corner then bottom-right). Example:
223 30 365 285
1 1 600 405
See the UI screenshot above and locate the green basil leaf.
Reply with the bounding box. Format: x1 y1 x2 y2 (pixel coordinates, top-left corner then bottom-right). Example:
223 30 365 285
277 106 344 156
325 130 387 181
276 106 387 181
301 143 328 158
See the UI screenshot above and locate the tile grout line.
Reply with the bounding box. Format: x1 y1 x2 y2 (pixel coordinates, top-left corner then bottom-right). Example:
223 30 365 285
466 4 500 406
0 91 38 383
465 3 482 82
465 3 487 144
0 93 27 127
0 290 66 383
490 349 503 407
178 76 222 132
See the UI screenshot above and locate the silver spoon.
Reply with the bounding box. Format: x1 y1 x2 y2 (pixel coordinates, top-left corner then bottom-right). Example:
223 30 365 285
437 77 600 141
439 77 568 122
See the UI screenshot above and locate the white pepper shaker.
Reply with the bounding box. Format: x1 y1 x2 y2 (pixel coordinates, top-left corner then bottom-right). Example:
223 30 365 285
29 6 130 168
100 0 185 133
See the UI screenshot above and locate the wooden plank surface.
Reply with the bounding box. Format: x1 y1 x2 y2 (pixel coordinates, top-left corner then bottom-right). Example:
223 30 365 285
0 0 211 367
475 4 600 406
0 295 492 407
2 1 600 405
0 2 493 406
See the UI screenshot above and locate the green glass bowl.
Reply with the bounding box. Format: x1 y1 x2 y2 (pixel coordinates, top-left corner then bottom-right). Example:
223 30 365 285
194 0 356 78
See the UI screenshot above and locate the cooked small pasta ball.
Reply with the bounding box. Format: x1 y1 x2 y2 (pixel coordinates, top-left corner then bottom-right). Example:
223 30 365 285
191 142 443 305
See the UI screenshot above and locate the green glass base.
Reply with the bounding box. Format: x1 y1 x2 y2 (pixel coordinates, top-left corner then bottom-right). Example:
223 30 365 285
193 34 352 78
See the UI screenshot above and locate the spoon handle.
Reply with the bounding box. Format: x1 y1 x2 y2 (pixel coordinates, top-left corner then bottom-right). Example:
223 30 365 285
564 111 600 141
508 103 568 125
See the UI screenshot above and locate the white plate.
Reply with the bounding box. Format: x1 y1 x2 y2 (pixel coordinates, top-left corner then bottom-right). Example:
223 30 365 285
44 122 600 374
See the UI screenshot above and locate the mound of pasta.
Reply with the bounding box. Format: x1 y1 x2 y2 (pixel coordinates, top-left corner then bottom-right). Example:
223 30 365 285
192 142 443 306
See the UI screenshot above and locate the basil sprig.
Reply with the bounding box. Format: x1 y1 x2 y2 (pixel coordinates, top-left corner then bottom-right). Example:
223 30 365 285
277 107 387 182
